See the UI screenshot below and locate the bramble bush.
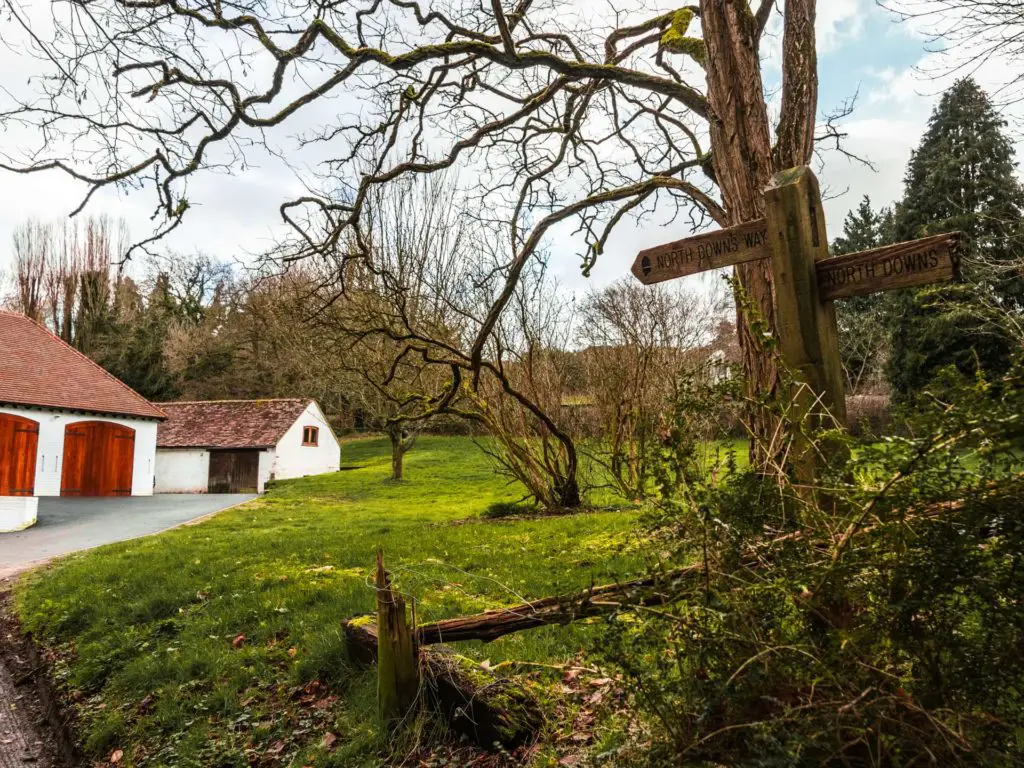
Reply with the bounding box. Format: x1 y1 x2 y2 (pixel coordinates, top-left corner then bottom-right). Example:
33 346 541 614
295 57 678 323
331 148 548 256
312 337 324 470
600 364 1024 766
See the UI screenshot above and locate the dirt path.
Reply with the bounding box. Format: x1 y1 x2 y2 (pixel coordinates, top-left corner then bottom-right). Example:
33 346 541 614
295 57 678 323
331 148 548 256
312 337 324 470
0 589 63 768
0 658 54 767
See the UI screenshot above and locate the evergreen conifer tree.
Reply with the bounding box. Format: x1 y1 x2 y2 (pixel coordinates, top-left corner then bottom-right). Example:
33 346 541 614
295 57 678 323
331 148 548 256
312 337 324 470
832 197 895 393
889 78 1024 400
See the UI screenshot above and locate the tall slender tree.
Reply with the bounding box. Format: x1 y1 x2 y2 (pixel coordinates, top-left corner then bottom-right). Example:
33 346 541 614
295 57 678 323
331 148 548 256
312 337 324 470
889 78 1024 400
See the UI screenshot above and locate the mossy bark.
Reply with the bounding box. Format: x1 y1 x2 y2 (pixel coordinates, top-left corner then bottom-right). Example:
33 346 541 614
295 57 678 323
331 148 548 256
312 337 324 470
385 424 414 482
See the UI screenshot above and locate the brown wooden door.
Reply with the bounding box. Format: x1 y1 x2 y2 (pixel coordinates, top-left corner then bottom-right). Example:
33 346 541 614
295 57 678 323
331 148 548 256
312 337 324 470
208 450 259 493
61 421 135 497
0 413 39 496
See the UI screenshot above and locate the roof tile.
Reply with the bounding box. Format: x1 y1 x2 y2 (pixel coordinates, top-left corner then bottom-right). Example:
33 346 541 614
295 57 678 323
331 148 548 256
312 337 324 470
156 399 312 449
0 310 165 420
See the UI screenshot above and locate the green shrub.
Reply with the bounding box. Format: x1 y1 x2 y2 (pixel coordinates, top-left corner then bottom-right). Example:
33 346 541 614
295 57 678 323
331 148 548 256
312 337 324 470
481 500 531 519
600 365 1024 766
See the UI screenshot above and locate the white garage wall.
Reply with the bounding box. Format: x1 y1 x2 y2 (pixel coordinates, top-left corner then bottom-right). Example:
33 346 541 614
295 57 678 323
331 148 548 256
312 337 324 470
0 405 159 496
155 448 209 493
273 402 341 481
258 449 276 492
0 497 38 532
156 447 274 493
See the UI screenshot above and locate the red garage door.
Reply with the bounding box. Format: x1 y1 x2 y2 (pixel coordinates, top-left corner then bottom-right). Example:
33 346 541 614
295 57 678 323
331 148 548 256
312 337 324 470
61 421 135 497
0 413 39 496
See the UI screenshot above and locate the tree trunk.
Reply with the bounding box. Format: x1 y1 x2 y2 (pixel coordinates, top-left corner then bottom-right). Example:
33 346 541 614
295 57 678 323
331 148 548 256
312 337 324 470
391 437 403 482
555 432 581 509
700 0 819 468
387 426 407 482
344 619 543 750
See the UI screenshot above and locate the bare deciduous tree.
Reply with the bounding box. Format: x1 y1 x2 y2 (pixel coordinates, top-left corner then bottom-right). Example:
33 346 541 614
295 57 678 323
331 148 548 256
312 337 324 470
11 219 49 321
0 0 826 467
579 279 729 500
6 216 128 344
466 264 584 509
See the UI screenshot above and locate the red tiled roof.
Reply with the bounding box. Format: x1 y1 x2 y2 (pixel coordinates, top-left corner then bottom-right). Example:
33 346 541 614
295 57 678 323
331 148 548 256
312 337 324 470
0 310 165 420
156 399 312 449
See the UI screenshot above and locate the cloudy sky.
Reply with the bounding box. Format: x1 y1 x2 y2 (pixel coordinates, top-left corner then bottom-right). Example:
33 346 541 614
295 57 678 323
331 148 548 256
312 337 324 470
0 0 1019 293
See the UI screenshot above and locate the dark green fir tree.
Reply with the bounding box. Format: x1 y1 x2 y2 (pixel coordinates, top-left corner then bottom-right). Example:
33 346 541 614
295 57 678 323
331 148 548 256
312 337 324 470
831 196 895 393
889 78 1024 401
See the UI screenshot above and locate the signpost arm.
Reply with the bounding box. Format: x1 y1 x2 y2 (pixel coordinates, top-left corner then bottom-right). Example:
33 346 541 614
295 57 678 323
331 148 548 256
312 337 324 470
763 167 846 480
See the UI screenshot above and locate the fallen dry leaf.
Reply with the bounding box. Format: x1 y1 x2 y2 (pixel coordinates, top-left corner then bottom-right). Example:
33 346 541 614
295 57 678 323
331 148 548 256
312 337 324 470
110 749 124 764
322 732 338 750
288 647 298 658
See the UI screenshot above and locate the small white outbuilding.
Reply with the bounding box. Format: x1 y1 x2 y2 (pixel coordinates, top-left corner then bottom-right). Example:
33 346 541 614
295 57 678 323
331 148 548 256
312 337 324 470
155 399 341 494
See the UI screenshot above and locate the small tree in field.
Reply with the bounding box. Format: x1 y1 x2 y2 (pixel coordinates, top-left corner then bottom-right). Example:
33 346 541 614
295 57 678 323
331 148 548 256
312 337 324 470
318 296 445 483
466 266 584 510
579 279 726 500
291 172 588 507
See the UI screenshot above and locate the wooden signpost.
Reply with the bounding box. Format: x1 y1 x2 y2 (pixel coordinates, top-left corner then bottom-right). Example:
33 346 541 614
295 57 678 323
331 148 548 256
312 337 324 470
631 166 961 482
631 218 772 284
815 231 960 301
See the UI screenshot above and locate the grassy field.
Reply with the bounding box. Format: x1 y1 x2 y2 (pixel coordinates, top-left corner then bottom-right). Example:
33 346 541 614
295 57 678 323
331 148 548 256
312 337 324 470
13 436 655 767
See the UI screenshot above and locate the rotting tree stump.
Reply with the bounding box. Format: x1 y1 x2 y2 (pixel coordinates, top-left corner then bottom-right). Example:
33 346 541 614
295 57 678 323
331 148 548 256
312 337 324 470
344 618 543 749
374 549 418 725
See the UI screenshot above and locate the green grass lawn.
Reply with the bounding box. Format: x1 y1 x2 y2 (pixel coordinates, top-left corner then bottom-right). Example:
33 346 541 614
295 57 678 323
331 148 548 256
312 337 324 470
14 436 654 767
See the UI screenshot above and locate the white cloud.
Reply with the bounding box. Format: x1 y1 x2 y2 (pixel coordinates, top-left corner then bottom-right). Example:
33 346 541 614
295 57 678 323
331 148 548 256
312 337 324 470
817 0 870 54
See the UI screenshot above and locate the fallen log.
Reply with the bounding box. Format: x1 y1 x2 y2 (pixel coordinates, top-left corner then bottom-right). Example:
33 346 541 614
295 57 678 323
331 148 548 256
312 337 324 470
342 562 707 749
345 502 994 750
416 563 705 644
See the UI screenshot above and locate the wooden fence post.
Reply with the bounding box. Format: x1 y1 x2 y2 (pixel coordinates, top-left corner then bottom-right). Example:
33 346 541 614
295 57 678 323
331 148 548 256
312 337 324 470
764 166 846 482
375 549 418 725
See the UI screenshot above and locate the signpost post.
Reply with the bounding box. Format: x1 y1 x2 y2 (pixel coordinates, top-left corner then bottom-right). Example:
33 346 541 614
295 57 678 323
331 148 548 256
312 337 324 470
631 165 961 482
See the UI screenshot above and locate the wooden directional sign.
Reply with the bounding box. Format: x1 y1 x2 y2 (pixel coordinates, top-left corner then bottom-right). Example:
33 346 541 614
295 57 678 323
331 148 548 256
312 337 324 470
632 223 960 299
628 164 963 483
815 232 960 301
631 218 771 285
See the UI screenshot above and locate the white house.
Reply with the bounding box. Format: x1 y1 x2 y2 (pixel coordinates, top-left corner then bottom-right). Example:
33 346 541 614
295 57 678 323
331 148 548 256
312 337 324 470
0 310 165 531
155 399 340 494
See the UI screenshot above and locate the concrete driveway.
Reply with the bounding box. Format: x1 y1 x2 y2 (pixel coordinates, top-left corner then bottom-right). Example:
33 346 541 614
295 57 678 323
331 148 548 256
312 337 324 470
0 494 255 576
